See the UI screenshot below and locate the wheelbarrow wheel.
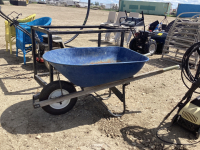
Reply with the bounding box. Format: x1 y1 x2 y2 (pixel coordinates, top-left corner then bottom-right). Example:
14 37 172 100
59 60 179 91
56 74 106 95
39 81 77 115
165 20 175 33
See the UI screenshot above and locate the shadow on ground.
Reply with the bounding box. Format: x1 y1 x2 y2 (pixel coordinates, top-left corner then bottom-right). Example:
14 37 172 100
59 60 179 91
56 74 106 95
0 49 48 72
0 95 111 135
0 49 32 66
0 78 40 95
0 63 47 95
120 124 198 150
146 55 178 68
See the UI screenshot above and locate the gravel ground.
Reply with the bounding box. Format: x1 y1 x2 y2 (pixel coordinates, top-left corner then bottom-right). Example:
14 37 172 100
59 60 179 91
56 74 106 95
0 4 199 150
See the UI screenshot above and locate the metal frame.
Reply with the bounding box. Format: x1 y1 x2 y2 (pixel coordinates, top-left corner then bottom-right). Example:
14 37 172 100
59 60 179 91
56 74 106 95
32 65 179 116
162 12 200 67
33 65 179 108
31 25 179 117
31 25 131 116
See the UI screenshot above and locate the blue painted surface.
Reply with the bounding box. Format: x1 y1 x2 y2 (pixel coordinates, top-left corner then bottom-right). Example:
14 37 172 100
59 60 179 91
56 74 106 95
177 4 200 18
16 17 52 64
43 47 149 87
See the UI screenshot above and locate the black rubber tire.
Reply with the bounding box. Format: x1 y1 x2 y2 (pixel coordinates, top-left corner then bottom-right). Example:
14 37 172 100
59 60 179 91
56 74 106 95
129 38 138 51
39 81 77 115
165 20 175 33
142 39 157 55
165 19 188 33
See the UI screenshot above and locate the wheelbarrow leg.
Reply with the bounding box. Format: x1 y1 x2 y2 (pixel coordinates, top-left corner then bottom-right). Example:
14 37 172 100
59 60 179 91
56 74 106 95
91 83 129 117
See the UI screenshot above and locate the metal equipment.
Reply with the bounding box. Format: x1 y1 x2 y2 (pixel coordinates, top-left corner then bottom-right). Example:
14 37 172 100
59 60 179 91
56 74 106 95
123 11 157 55
162 12 200 68
158 42 200 143
31 24 179 117
161 78 200 139
128 14 170 54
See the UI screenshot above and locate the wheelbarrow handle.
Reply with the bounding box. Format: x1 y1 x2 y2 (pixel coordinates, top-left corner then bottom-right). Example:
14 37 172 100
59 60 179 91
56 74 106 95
162 65 180 71
144 53 152 57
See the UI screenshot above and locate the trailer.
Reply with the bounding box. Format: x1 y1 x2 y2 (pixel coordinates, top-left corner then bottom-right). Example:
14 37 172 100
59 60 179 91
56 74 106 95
177 4 200 18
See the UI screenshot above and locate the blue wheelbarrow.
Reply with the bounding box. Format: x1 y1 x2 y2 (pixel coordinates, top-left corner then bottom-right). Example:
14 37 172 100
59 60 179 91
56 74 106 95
33 46 179 116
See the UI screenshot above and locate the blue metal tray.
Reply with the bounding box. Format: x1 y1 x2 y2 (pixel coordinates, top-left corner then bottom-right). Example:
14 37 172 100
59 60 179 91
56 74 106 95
43 46 149 87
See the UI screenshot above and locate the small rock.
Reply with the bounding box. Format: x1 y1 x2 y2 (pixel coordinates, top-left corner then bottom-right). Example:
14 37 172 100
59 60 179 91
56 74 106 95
76 146 88 150
139 139 143 143
91 143 108 150
84 106 88 110
115 142 119 146
132 142 136 146
151 137 156 141
151 145 155 149
35 135 41 139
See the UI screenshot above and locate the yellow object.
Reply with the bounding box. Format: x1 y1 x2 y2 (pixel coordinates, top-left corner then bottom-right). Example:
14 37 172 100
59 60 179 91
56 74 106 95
157 33 163 36
5 14 36 54
179 102 200 125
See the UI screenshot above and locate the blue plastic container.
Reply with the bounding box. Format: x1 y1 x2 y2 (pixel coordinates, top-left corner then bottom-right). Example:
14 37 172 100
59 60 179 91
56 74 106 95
177 4 200 18
43 47 149 87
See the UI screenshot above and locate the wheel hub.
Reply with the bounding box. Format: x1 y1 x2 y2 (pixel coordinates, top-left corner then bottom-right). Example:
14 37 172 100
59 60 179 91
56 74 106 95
149 44 156 54
48 89 70 109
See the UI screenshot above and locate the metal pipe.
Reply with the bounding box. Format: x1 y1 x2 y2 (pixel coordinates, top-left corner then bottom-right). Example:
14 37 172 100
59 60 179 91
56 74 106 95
34 75 47 87
48 34 53 83
31 28 37 76
98 33 101 47
34 65 179 108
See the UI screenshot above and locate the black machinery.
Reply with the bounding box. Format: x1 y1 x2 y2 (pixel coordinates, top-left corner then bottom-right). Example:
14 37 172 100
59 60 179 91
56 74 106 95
120 11 157 55
127 14 169 54
158 42 200 143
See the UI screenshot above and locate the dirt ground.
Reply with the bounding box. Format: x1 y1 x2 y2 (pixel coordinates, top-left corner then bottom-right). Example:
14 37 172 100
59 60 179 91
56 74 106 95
0 4 200 150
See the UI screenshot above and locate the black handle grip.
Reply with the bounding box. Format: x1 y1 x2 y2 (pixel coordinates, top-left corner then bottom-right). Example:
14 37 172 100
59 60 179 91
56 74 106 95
125 10 128 18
